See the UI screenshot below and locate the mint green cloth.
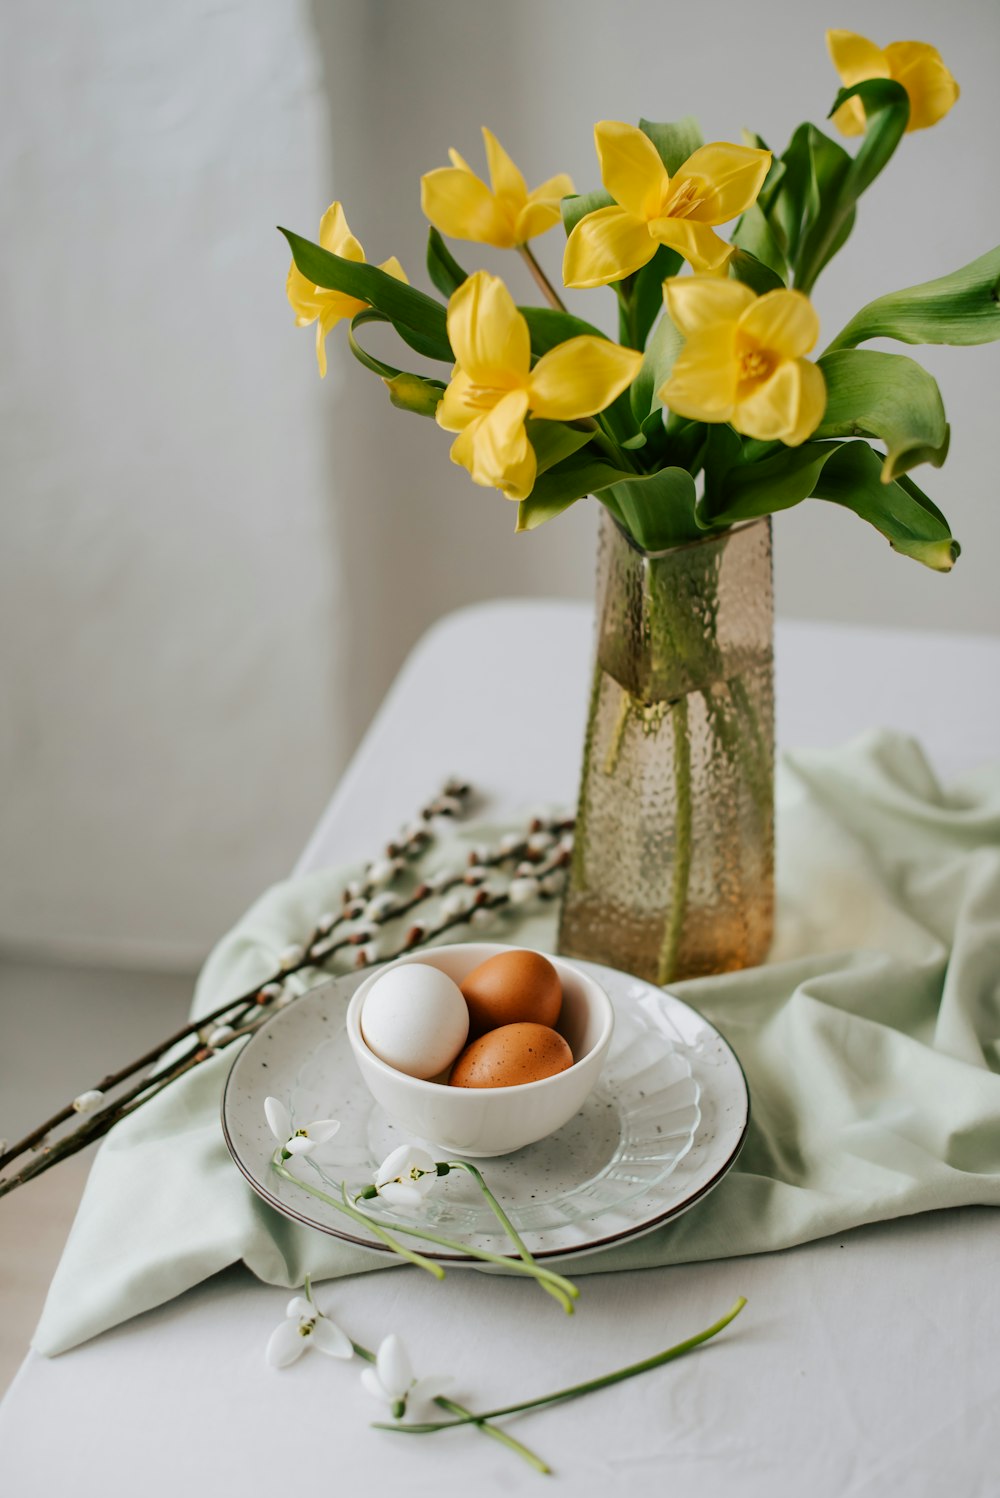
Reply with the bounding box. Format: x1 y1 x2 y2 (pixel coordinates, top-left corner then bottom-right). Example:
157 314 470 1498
33 731 1000 1355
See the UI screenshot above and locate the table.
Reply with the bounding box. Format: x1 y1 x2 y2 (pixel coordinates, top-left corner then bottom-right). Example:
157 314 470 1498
2 603 998 1498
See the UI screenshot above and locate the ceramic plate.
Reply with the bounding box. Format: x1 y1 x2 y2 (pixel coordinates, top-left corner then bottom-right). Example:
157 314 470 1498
222 959 749 1261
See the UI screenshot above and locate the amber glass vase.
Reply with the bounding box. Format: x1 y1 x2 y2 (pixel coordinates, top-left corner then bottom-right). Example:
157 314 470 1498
557 511 775 984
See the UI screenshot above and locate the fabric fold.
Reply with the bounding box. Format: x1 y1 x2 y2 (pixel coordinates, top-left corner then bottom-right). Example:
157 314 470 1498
32 730 1000 1356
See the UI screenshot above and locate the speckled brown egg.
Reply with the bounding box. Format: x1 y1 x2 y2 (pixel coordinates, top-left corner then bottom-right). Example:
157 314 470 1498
459 950 562 1037
449 1022 573 1089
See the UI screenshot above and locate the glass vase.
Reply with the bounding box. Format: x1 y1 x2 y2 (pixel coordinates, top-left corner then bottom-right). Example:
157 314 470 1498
557 510 775 984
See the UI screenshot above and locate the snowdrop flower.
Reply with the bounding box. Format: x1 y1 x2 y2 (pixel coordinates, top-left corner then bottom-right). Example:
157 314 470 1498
266 1294 353 1368
264 1096 340 1158
373 1144 440 1209
361 1333 449 1420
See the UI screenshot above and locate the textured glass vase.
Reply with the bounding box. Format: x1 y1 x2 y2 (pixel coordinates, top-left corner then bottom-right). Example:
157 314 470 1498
558 511 775 984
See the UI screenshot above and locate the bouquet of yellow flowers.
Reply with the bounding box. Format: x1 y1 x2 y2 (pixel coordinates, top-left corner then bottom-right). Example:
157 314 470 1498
282 30 993 575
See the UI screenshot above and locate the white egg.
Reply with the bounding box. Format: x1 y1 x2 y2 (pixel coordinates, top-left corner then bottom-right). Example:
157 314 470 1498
360 963 469 1079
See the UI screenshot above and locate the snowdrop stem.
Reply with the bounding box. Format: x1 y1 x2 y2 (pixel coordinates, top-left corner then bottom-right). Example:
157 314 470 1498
354 1203 578 1304
270 1157 446 1279
295 1277 550 1472
349 1341 550 1475
374 1298 748 1433
446 1161 579 1314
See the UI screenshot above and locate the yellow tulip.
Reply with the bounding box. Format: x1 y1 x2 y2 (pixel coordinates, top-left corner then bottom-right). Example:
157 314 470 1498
421 128 574 249
827 30 959 135
659 277 826 447
563 123 770 289
436 270 642 499
286 202 406 377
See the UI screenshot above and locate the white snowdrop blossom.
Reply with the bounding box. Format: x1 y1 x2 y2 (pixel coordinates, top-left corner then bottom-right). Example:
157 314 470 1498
71 1090 104 1114
373 1145 440 1209
264 1096 341 1158
360 1334 450 1420
266 1294 353 1368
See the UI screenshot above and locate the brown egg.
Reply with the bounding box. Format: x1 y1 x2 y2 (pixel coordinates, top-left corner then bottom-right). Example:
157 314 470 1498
449 1022 573 1089
460 950 562 1037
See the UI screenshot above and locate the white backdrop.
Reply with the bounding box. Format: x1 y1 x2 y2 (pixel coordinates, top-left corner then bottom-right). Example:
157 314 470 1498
1 0 998 969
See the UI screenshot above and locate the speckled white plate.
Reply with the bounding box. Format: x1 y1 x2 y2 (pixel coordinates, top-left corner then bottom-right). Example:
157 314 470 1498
222 959 748 1262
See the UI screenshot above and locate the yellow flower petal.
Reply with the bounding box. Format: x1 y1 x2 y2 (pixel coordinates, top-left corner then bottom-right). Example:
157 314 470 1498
783 358 827 446
662 276 755 337
516 199 567 242
436 368 478 433
421 167 513 248
594 121 668 221
563 204 657 288
446 271 531 386
528 172 576 206
883 42 960 131
647 215 733 273
448 147 474 173
316 319 328 379
469 389 534 496
672 143 771 225
826 29 890 88
377 256 409 285
733 358 825 445
318 202 365 261
659 324 740 421
528 336 642 421
286 261 324 324
738 289 819 360
515 172 575 242
482 127 528 213
830 96 868 137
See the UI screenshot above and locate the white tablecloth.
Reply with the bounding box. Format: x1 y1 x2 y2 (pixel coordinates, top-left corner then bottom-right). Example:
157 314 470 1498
2 603 998 1498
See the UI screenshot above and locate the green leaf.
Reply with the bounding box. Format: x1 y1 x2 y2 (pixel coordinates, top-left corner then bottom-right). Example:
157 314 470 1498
764 123 848 269
515 490 581 533
625 245 684 350
813 443 959 571
525 418 594 476
731 204 788 283
815 349 949 481
384 372 446 417
519 305 608 358
426 228 468 299
630 306 683 424
638 116 704 173
561 188 614 238
826 245 1000 351
605 467 701 551
794 79 909 294
728 246 786 294
279 227 453 362
697 432 959 571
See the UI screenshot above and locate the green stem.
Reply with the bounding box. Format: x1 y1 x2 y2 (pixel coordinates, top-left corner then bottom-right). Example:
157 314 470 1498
271 1158 445 1279
567 655 602 896
298 1281 551 1475
374 1298 748 1433
601 686 631 777
657 695 692 985
292 1157 574 1308
447 1161 579 1314
517 243 567 313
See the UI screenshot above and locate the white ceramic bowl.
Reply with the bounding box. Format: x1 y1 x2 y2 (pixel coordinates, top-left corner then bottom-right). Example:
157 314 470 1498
346 943 614 1157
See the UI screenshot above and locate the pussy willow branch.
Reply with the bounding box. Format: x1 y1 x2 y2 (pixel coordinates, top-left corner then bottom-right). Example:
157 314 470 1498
0 788 574 1200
